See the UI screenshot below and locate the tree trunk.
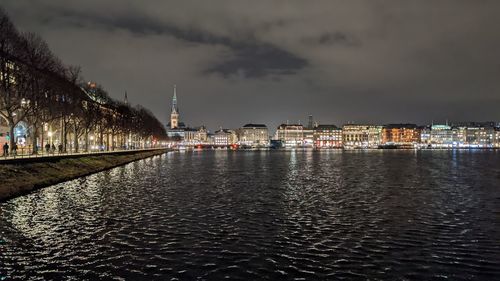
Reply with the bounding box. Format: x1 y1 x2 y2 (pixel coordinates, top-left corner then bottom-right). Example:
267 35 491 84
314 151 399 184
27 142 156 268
8 122 15 151
63 121 68 152
106 133 110 151
84 130 89 152
74 126 79 153
31 124 39 154
99 128 103 150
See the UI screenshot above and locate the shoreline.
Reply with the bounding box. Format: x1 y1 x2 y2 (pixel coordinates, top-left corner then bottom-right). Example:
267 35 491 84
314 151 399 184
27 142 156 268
0 148 168 202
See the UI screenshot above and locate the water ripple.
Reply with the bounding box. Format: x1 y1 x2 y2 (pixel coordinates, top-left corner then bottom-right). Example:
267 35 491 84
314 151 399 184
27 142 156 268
1 150 500 280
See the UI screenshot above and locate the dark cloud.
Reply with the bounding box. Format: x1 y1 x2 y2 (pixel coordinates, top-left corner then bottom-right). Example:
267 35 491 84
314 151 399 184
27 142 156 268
206 44 307 78
22 6 308 78
2 0 500 131
302 32 360 47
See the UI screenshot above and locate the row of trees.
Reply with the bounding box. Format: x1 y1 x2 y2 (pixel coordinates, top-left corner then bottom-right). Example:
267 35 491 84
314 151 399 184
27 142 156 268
0 8 166 153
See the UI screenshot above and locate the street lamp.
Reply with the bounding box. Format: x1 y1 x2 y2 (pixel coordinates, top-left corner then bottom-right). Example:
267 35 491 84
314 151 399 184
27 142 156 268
48 131 53 145
90 135 95 151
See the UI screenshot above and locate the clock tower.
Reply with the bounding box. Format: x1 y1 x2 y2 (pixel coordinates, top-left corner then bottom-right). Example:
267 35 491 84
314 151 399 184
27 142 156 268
170 85 179 129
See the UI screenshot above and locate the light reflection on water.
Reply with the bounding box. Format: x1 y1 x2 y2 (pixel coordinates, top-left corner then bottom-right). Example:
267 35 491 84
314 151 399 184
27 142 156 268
1 150 500 280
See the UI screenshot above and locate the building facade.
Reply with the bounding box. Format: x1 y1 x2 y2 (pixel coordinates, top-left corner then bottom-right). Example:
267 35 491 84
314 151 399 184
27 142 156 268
456 126 496 148
214 129 237 146
420 125 454 148
495 128 500 148
381 124 420 147
313 125 342 148
342 125 383 148
237 124 269 147
274 124 304 147
184 126 208 145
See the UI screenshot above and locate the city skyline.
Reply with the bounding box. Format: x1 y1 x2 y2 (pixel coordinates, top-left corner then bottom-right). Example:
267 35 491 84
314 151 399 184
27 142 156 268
167 86 498 133
3 1 500 130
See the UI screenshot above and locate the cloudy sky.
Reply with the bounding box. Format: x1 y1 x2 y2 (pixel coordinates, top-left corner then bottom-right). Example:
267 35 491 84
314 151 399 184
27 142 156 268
3 0 500 130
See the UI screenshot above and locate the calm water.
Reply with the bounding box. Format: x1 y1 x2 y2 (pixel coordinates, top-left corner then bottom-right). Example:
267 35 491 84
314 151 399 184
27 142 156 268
1 150 500 280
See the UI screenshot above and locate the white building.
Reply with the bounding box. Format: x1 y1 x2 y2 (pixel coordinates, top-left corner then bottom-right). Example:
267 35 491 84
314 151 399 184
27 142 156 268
274 124 304 147
237 124 269 147
214 129 237 146
342 125 382 148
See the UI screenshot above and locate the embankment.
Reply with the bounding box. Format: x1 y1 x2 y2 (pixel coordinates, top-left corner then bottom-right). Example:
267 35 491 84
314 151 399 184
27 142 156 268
0 149 168 201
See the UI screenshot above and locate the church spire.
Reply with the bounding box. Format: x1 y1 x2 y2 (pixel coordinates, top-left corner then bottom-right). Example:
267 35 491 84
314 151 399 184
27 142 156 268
172 85 178 113
124 91 129 105
170 85 180 129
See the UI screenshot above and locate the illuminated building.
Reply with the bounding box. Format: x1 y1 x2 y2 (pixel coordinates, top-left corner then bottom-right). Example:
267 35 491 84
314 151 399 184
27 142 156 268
381 124 420 147
342 125 382 148
313 125 342 148
184 126 208 145
302 115 316 147
169 85 180 129
274 124 304 147
214 129 237 146
495 128 500 148
421 124 454 148
166 85 186 139
237 124 269 147
0 61 16 85
459 126 495 148
0 118 9 145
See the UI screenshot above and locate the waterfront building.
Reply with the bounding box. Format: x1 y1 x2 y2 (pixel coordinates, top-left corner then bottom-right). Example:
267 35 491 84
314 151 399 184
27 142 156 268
302 115 318 147
184 126 208 145
381 124 420 147
303 128 315 147
237 124 270 147
420 126 431 145
214 129 237 146
421 124 454 148
274 124 304 147
313 125 342 148
495 128 500 148
342 125 383 148
460 126 496 148
207 133 215 145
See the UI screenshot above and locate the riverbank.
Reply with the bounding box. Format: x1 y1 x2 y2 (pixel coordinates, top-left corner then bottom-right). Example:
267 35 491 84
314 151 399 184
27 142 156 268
0 148 168 201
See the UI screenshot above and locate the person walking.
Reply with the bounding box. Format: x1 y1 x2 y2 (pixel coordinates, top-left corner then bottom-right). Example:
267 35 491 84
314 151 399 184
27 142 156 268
12 142 17 156
45 143 50 154
2 142 8 157
51 143 56 154
58 143 63 154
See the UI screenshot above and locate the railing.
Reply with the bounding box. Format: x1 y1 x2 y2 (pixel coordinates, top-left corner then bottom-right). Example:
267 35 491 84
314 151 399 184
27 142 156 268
0 146 169 161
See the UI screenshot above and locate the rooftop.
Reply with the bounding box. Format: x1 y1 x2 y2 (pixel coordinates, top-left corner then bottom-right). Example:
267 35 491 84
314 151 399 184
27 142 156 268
243 124 267 128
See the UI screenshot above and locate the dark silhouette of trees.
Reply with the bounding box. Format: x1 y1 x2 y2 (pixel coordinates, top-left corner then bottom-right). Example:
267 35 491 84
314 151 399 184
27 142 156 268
0 8 166 153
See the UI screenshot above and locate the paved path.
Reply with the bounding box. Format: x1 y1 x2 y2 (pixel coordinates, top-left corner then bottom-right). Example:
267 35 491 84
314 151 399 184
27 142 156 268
0 147 168 162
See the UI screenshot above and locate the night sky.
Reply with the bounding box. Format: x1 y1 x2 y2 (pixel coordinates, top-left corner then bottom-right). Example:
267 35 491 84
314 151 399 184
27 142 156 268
3 1 500 131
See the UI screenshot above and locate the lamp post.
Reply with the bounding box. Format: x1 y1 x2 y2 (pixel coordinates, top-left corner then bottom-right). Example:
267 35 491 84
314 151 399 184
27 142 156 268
48 131 53 145
89 135 94 152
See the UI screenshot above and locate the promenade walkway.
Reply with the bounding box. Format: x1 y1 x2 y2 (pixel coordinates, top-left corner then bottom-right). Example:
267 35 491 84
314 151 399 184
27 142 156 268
0 147 168 163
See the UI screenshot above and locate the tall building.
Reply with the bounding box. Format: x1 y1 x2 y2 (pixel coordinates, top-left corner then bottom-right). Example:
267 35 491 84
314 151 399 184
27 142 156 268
170 85 179 129
166 85 186 139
